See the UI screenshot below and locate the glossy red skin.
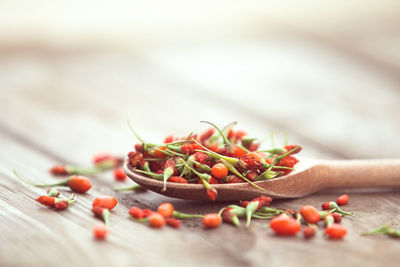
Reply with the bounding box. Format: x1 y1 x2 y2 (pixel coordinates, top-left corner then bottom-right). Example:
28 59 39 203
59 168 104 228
67 176 92 193
203 213 221 228
270 215 301 236
211 163 228 179
93 225 108 240
92 196 118 210
325 223 347 239
337 194 349 205
300 205 321 224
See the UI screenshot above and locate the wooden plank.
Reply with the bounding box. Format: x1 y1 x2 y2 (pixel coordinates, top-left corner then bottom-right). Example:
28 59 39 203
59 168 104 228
0 50 400 267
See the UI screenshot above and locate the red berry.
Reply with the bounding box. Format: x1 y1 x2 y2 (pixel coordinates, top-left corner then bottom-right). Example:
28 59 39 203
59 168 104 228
157 203 174 218
199 128 215 142
336 194 349 206
55 200 69 210
167 176 188 184
321 202 331 210
211 163 228 179
229 145 247 158
284 145 302 154
92 154 113 164
92 196 118 210
36 195 56 207
67 176 92 193
203 213 221 228
332 212 342 223
113 168 127 181
93 225 108 240
148 213 165 228
270 214 301 236
300 205 321 224
325 223 347 239
164 135 175 143
303 226 316 239
50 165 68 176
129 206 144 219
142 209 153 218
206 188 217 201
152 146 168 159
165 218 181 228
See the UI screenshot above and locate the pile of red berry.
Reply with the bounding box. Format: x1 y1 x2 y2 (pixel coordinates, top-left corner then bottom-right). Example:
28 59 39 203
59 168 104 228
127 121 302 200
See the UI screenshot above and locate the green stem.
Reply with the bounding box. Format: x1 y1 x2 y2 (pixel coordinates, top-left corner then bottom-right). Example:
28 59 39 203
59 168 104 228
272 146 301 165
114 185 144 191
163 167 174 191
133 169 163 180
14 170 69 188
201 121 231 145
178 158 211 183
172 211 204 219
103 209 111 228
220 159 265 191
362 222 392 236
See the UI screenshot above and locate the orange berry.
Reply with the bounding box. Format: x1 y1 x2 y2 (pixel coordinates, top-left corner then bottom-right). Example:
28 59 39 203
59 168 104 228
67 176 92 193
211 163 228 179
300 205 321 224
157 203 174 218
325 223 347 239
270 214 301 236
202 213 221 228
152 147 168 159
148 213 166 228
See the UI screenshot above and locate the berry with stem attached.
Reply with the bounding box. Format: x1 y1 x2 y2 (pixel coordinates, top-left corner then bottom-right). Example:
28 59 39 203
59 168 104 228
300 205 321 224
157 203 174 218
14 171 92 193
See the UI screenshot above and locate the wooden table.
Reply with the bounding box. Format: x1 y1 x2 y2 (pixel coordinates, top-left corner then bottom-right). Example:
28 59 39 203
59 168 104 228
1 2 400 266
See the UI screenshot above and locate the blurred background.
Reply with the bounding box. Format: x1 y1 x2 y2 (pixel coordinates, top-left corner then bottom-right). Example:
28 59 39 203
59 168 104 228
1 0 400 161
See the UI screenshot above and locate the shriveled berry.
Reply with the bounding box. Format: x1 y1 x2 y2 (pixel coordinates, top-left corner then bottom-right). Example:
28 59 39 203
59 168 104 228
167 176 188 184
303 226 316 239
337 194 349 206
129 206 144 219
203 213 221 228
206 188 217 201
148 213 165 228
157 203 174 218
332 212 342 223
211 163 228 179
55 200 69 210
300 205 321 224
165 218 181 228
270 214 301 236
325 223 347 239
93 225 108 240
113 168 127 181
142 209 153 218
92 196 118 210
321 202 331 210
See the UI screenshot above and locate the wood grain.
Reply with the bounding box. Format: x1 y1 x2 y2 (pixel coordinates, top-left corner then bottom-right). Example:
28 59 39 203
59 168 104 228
0 5 400 266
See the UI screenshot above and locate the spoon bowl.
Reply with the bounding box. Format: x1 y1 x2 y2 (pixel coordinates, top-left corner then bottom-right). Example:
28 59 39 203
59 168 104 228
124 158 400 201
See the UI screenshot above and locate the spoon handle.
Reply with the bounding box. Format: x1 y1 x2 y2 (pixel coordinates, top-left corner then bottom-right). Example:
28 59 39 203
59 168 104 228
320 159 400 188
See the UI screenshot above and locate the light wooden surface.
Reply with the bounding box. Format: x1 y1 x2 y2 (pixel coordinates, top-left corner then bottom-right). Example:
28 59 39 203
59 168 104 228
1 2 400 267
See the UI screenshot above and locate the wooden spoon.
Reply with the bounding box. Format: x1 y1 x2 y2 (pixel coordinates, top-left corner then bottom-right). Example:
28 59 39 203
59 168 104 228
124 158 400 201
